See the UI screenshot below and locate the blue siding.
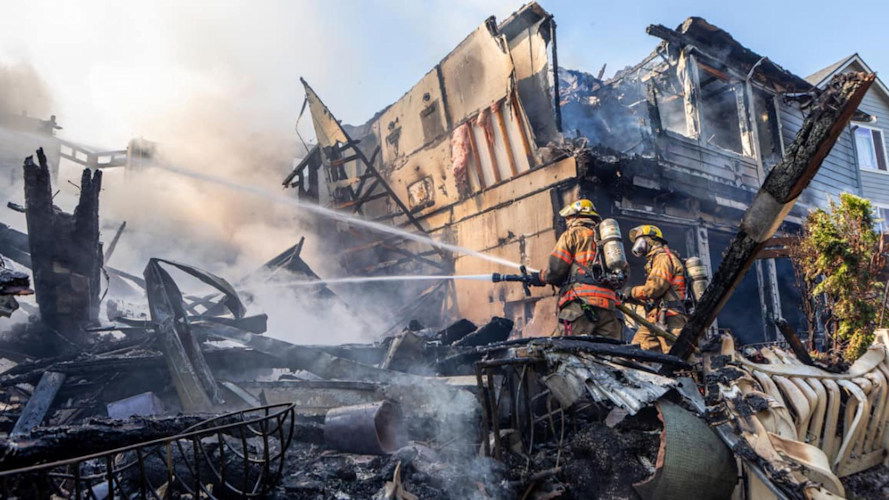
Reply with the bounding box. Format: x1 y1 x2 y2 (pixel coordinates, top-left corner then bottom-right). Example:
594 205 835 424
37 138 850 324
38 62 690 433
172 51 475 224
856 89 889 205
779 101 860 208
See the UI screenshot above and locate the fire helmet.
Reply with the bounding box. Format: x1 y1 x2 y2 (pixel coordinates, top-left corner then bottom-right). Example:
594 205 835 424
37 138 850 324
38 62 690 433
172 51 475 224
628 224 666 243
559 199 600 220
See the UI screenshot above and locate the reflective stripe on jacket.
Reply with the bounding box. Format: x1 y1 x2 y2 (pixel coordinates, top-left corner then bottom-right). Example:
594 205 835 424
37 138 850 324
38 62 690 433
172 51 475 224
540 218 619 310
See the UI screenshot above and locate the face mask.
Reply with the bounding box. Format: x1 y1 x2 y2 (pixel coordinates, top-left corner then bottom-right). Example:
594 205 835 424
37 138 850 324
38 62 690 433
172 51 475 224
631 237 649 257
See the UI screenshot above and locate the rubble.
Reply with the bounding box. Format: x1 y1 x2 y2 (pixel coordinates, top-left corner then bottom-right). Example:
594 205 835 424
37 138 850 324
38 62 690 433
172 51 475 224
0 3 887 500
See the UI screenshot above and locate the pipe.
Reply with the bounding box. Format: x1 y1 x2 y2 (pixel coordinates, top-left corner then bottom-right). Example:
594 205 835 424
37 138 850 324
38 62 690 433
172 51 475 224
323 401 404 455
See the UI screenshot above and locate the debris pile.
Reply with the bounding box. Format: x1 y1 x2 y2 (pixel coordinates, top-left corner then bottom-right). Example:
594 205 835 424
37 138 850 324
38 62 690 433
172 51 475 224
0 4 888 500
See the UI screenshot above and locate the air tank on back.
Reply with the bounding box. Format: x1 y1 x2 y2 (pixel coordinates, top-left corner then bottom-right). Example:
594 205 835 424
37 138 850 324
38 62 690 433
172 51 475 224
598 219 628 272
685 256 710 301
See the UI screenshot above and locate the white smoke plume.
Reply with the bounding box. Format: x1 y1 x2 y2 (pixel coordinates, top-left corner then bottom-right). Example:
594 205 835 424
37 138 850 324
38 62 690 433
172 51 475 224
0 1 526 343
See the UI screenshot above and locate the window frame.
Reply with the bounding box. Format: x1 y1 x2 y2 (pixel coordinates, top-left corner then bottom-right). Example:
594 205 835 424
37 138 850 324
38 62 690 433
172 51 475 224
852 123 888 174
692 58 755 159
873 203 889 233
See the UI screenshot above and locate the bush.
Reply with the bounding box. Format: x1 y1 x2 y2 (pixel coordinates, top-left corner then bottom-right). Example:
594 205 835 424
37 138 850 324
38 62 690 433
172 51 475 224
792 193 886 360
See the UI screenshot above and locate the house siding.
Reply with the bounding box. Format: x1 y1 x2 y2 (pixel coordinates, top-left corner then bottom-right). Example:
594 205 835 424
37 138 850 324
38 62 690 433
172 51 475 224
856 90 889 204
779 101 860 207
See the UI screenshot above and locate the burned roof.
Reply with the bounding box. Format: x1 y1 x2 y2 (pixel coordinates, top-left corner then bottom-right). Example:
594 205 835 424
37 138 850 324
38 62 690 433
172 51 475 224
650 16 814 93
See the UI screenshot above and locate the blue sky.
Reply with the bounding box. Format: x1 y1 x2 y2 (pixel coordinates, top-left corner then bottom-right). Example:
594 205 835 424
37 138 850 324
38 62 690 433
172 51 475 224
1 0 886 148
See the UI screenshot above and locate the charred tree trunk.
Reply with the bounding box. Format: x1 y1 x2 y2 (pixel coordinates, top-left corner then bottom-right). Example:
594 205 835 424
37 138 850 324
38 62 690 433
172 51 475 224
23 149 103 346
670 72 876 359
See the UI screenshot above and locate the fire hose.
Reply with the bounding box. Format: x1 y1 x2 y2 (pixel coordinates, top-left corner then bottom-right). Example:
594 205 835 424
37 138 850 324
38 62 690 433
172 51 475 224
492 268 697 352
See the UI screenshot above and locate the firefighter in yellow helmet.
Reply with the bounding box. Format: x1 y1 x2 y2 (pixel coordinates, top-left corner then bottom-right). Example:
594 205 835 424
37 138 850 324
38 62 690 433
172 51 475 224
626 225 688 352
532 199 623 339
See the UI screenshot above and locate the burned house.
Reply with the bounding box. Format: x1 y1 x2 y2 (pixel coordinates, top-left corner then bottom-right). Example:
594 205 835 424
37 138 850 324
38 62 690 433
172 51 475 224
0 3 888 499
289 4 871 344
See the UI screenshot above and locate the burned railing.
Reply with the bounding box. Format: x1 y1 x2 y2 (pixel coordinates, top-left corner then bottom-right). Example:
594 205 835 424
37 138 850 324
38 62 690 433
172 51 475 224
0 403 296 499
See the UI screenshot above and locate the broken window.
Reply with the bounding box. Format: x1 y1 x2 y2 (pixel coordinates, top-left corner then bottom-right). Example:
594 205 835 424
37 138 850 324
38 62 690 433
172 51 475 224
697 64 744 154
853 124 887 171
652 69 689 136
752 88 782 167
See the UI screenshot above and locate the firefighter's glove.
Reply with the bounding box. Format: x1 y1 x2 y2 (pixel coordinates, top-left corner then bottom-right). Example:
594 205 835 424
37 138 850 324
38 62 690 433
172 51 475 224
528 271 546 287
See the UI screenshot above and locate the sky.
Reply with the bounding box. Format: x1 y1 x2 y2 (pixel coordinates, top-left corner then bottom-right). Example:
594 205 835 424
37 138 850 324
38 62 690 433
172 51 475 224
1 0 887 151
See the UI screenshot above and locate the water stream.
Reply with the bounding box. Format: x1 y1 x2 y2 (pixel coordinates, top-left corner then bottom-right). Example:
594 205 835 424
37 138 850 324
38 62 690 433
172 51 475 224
268 274 494 287
153 162 533 271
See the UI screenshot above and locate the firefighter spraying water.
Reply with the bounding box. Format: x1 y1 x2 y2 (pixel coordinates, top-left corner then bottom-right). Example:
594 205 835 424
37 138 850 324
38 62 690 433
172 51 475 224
492 199 626 339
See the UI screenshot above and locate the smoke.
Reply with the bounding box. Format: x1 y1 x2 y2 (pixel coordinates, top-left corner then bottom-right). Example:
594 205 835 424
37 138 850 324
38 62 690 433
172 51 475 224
0 60 53 117
0 1 533 342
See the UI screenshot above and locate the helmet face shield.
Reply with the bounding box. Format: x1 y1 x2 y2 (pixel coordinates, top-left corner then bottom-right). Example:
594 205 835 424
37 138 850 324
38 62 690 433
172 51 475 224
631 237 649 257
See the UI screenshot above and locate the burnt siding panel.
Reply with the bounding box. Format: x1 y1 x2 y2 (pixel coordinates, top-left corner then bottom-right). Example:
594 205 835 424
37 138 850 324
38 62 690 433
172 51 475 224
659 135 758 184
780 102 860 207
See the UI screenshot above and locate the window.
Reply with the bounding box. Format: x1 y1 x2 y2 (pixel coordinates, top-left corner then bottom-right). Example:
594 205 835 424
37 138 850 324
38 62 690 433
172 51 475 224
653 68 689 136
875 205 889 233
853 125 887 171
698 64 744 154
752 88 782 168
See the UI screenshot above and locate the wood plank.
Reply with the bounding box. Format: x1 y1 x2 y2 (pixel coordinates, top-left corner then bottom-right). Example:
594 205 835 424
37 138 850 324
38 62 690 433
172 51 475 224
10 371 66 436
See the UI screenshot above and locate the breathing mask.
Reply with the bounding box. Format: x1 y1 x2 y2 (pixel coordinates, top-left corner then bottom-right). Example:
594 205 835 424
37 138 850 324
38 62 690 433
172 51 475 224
631 236 649 257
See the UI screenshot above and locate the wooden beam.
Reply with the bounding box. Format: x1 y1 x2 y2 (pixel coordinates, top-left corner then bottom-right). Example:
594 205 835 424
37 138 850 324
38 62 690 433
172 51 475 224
775 318 814 366
669 72 876 359
10 371 66 436
144 259 221 412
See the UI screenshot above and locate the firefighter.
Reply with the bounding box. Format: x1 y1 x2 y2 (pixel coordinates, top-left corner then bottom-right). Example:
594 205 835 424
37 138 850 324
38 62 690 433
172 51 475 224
530 199 622 339
626 225 687 352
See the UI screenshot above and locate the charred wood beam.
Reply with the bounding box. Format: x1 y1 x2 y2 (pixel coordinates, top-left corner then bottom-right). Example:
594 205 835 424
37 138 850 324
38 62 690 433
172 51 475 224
9 371 65 436
0 223 31 268
23 149 103 339
0 349 280 389
0 413 324 471
0 414 226 469
103 221 126 264
646 24 697 53
200 322 432 385
144 259 223 411
670 72 875 359
775 318 815 366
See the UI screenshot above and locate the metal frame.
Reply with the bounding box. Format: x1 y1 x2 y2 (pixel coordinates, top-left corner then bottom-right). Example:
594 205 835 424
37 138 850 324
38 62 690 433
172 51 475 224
474 357 571 467
0 403 296 499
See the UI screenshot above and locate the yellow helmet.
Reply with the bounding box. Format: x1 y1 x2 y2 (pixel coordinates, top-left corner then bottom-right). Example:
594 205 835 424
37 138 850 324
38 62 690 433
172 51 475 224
559 199 600 219
628 224 665 243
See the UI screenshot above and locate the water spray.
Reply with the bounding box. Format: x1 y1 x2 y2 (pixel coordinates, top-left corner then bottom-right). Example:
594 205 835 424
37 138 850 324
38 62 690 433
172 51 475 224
151 162 532 271
270 274 493 287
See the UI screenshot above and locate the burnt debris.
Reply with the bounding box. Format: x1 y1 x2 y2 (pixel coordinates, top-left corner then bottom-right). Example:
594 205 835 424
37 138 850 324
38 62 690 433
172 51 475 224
0 3 887 500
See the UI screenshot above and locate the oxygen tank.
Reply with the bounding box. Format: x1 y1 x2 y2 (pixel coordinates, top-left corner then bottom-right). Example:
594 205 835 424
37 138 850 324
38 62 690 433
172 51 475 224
685 256 710 302
598 218 628 272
